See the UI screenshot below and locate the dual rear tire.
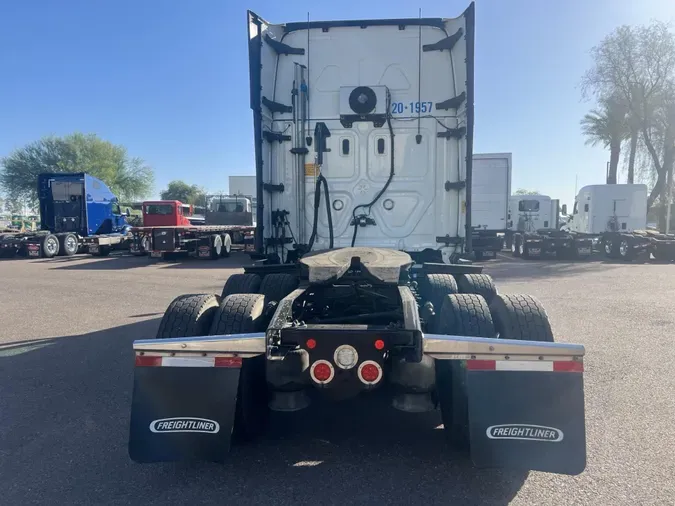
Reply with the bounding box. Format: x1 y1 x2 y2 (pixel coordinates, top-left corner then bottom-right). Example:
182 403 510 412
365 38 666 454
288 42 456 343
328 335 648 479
435 292 554 449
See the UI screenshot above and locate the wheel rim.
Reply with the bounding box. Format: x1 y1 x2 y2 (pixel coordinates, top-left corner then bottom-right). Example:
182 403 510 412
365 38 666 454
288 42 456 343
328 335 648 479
620 241 629 257
511 241 516 253
604 242 612 254
519 243 524 255
45 238 57 255
66 236 77 252
142 237 150 251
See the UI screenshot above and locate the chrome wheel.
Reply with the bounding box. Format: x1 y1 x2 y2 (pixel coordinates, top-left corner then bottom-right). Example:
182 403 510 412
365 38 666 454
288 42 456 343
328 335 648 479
619 240 629 257
604 241 612 255
65 235 77 252
45 237 58 255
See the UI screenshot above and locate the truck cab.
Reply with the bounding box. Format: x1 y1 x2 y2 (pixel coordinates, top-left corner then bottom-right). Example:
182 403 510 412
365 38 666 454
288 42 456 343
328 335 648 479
142 201 193 227
508 195 559 233
564 184 648 234
205 195 255 226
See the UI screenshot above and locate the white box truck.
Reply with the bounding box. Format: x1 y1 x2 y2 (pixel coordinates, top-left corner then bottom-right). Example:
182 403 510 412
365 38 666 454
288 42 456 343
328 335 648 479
471 153 511 260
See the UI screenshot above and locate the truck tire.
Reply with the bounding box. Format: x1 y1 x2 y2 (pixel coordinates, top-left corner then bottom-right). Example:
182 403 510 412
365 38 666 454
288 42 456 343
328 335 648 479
473 250 484 261
221 233 232 258
41 234 60 258
455 274 497 304
512 234 522 257
421 273 458 317
603 238 618 259
156 293 221 339
210 234 223 260
209 294 268 442
617 237 636 261
489 294 554 342
436 293 496 337
259 273 299 305
58 233 79 257
435 294 495 450
221 273 261 299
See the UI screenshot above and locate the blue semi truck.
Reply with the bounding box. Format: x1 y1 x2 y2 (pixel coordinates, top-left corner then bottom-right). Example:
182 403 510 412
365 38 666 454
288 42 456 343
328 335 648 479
0 173 133 258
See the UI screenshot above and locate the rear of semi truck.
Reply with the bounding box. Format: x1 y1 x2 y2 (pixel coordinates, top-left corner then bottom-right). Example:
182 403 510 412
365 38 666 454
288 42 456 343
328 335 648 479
128 3 587 477
248 6 473 263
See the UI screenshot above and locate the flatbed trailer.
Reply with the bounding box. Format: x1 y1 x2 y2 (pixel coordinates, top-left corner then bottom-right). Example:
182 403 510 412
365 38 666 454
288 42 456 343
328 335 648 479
0 230 132 258
130 225 255 260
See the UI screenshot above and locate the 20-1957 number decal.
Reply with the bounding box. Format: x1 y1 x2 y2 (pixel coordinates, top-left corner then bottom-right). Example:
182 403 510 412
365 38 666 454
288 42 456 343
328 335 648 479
391 101 433 114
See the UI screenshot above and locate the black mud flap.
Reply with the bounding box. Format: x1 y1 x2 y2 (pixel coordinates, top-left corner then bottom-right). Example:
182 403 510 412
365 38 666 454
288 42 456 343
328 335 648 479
128 364 241 463
467 368 586 475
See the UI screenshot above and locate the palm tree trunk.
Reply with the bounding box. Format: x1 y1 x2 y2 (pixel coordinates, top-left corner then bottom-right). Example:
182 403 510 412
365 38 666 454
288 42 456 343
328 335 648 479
607 141 620 184
627 129 638 184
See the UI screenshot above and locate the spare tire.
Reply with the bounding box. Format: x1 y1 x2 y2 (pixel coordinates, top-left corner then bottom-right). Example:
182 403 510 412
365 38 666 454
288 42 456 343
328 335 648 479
489 293 554 342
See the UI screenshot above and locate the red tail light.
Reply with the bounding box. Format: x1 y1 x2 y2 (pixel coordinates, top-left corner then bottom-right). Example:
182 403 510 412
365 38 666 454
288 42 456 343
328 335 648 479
310 360 334 384
358 361 382 385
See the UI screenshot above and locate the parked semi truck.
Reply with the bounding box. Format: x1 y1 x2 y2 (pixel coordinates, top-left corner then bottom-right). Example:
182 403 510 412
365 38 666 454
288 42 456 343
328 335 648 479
504 193 561 251
511 184 675 261
128 4 587 476
470 153 511 260
130 199 254 259
0 173 132 258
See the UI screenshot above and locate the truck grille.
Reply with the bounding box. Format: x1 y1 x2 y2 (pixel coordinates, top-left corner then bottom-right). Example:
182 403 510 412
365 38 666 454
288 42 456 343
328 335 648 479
152 229 175 251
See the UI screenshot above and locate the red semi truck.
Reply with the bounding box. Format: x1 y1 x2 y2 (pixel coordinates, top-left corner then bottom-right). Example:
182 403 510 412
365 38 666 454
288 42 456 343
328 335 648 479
130 200 254 260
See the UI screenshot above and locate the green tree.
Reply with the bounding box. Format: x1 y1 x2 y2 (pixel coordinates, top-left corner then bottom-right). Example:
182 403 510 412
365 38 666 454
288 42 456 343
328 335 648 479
0 133 154 205
160 180 206 205
580 95 628 184
581 21 675 228
514 188 540 195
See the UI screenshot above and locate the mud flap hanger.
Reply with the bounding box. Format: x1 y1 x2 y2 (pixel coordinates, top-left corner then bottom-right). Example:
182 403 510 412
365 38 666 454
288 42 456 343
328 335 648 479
425 334 586 476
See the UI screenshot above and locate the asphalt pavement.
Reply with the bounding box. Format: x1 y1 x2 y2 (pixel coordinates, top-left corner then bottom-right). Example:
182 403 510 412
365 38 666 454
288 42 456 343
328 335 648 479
1 251 674 505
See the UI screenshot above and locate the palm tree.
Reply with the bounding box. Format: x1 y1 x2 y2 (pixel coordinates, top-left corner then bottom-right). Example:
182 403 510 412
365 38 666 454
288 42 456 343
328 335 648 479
581 96 629 184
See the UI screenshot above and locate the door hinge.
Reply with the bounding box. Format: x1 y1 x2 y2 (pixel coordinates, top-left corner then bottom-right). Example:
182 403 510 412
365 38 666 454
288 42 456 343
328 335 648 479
437 127 466 140
423 28 464 53
436 92 466 111
262 96 292 114
445 180 466 191
263 130 291 143
263 183 285 193
265 34 305 55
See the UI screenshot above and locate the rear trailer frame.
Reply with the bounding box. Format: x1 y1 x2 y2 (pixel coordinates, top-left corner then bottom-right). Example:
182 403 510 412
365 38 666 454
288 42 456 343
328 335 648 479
131 225 254 260
128 247 587 476
0 230 132 258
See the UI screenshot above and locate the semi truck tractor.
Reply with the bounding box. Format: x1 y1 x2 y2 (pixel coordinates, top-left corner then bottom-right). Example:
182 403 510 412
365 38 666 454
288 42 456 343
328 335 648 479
0 173 132 258
130 200 254 260
511 184 675 261
470 152 511 260
127 3 587 476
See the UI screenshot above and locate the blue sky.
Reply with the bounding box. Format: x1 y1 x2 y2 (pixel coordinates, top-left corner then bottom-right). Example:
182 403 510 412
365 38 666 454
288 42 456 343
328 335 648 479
1 0 675 205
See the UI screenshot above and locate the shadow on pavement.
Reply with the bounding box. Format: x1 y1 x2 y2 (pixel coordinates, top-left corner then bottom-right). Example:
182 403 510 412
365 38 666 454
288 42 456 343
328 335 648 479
44 252 253 271
0 319 527 506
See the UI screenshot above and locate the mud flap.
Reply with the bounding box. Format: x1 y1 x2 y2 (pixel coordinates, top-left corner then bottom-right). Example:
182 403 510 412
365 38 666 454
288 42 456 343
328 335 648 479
467 368 586 475
128 364 241 463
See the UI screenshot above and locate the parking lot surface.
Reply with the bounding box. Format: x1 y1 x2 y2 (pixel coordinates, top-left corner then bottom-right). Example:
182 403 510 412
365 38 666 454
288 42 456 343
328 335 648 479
1 252 674 505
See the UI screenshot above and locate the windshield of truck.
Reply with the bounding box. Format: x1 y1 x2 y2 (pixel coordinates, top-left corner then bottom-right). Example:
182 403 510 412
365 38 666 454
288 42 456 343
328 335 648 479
210 201 244 213
145 204 174 215
51 181 83 201
518 200 540 212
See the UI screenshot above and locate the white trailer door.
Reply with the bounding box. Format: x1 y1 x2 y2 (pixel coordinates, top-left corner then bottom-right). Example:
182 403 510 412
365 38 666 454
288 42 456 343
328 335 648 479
471 154 510 231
